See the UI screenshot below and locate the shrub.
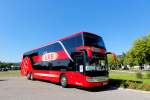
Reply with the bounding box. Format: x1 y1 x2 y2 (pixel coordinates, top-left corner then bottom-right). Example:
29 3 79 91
109 79 149 91
136 84 144 89
136 72 143 79
143 85 150 91
123 80 130 88
128 82 137 89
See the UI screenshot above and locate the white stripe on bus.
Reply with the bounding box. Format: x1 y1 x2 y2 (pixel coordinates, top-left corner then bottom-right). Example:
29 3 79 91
56 41 74 62
34 73 58 77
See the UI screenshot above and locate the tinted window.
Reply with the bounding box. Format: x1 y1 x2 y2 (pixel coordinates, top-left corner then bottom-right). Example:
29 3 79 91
24 35 83 71
32 59 71 70
62 34 83 54
33 62 52 70
37 43 63 55
24 43 63 57
30 42 75 70
84 34 105 49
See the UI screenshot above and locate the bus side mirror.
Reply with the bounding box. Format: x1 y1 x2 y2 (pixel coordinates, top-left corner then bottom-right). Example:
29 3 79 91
106 52 117 60
72 52 83 61
80 49 88 57
106 52 112 55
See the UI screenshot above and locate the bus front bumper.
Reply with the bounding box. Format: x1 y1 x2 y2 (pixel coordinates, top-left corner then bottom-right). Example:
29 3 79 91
82 80 108 88
75 76 109 88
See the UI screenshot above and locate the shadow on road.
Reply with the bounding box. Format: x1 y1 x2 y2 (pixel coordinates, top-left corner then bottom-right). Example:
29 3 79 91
34 79 118 92
76 85 118 92
0 79 8 81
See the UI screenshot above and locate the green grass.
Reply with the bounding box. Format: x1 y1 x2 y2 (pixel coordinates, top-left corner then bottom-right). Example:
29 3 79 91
109 70 150 85
109 70 150 91
110 70 140 81
0 70 20 77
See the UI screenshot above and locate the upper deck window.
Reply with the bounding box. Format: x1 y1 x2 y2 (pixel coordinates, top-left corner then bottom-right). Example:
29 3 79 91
84 33 105 49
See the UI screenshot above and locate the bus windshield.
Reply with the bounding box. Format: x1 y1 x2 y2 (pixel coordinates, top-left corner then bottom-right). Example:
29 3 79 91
86 54 108 71
84 34 105 49
84 53 108 77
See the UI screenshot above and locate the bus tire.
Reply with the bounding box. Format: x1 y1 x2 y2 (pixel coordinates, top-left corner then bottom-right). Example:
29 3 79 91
60 75 68 88
27 72 30 80
27 72 34 80
30 73 34 80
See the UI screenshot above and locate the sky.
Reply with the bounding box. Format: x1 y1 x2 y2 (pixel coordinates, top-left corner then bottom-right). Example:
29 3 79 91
0 0 150 62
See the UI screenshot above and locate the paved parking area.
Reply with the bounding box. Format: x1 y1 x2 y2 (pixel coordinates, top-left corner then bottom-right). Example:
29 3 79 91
0 77 150 100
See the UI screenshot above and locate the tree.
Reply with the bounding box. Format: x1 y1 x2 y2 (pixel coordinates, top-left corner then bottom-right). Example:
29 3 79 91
124 32 150 67
124 50 135 66
107 54 117 70
117 52 126 67
0 61 20 70
146 33 150 64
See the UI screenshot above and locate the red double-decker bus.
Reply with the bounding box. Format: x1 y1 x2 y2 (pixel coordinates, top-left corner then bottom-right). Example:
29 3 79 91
20 32 109 88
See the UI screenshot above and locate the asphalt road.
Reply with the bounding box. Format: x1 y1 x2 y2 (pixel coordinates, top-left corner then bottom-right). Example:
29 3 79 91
0 77 150 100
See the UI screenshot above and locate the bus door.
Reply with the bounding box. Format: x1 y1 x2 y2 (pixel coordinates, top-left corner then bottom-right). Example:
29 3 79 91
74 53 84 73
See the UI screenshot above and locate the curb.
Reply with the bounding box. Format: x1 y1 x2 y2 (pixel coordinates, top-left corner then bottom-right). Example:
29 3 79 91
117 87 150 94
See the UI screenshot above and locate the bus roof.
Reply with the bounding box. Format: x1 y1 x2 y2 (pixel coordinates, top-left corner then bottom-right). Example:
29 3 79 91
23 32 101 55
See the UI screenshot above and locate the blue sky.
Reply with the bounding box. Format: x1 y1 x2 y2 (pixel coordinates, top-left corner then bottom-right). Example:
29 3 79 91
0 0 150 62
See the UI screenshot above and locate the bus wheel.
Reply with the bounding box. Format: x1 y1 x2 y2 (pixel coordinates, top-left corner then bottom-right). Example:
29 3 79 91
30 73 34 80
27 73 34 80
27 73 31 80
60 75 68 88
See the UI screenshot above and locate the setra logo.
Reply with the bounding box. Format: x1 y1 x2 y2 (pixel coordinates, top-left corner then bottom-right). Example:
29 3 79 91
42 52 58 61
